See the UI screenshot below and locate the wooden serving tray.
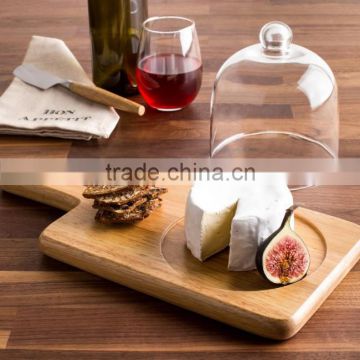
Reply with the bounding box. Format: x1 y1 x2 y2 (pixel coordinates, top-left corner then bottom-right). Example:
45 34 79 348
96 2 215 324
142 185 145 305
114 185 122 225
1 185 359 340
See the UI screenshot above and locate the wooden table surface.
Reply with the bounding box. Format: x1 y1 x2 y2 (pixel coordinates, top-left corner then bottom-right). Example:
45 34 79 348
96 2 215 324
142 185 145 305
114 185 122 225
0 186 359 359
0 0 360 358
1 0 360 158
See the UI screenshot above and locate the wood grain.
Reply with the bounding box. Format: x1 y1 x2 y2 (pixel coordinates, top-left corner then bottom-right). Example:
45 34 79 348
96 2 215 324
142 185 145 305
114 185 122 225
0 185 359 341
0 0 360 158
68 82 145 116
0 0 360 357
0 186 359 358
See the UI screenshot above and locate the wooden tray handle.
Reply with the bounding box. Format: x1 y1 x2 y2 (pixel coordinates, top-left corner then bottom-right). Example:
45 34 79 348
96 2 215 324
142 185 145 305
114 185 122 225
0 185 80 211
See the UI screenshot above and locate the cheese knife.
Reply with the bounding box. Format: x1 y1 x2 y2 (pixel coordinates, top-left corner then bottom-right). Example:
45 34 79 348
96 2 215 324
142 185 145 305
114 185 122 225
13 64 145 116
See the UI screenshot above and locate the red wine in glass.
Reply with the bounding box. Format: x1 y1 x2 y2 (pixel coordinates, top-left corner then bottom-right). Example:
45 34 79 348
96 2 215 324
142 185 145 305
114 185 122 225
136 53 203 111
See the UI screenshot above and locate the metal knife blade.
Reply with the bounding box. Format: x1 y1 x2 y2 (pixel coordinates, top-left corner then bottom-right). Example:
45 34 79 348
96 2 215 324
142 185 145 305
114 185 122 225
13 64 70 90
13 63 145 115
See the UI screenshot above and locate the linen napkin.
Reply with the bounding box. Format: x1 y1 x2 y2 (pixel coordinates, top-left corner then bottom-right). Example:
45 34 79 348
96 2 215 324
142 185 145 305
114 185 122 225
0 36 120 140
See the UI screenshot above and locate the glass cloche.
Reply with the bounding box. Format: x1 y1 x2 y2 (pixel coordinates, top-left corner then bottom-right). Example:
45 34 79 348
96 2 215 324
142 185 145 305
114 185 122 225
210 21 339 158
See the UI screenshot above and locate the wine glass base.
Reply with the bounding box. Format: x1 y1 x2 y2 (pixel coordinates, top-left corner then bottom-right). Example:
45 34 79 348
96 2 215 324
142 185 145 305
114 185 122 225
155 107 183 112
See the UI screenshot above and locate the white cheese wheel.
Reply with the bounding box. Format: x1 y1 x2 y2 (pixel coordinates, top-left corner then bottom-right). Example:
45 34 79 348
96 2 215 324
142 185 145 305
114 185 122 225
184 175 293 271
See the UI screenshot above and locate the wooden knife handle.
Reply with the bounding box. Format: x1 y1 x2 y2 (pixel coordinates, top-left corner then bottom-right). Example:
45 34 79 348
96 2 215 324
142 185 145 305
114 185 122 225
68 82 145 116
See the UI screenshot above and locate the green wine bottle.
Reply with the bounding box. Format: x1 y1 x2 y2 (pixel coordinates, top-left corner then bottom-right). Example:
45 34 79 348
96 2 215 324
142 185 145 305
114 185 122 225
88 0 148 96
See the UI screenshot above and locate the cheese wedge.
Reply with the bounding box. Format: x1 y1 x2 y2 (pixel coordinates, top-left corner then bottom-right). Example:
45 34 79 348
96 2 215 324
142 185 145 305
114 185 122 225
185 182 238 261
228 182 293 271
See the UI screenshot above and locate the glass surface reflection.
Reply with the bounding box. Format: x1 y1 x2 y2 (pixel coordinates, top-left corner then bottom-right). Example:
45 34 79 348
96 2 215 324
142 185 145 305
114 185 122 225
210 21 339 159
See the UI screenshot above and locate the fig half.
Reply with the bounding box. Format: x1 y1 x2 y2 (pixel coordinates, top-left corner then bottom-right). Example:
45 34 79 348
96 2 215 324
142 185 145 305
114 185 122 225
256 206 310 286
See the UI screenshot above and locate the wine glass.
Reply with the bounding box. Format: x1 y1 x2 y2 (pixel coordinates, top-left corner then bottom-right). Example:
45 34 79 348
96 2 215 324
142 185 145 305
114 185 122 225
136 16 202 111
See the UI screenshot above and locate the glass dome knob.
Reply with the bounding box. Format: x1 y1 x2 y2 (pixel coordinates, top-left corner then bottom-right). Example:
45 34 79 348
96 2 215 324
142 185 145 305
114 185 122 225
259 21 293 54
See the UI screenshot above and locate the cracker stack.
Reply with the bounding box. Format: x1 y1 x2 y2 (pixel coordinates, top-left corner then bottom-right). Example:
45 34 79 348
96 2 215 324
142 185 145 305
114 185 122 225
83 185 167 224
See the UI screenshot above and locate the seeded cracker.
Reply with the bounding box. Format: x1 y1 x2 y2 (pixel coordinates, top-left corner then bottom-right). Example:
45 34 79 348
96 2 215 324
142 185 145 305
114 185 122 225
95 199 162 224
83 185 167 224
83 185 133 199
